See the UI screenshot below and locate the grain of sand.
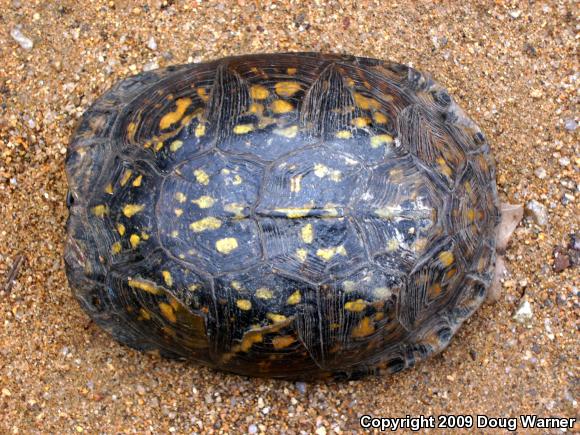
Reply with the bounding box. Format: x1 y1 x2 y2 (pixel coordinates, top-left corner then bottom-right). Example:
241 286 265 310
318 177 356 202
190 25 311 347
0 1 578 433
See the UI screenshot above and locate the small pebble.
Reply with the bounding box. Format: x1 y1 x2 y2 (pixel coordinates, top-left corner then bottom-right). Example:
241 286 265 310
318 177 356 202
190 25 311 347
248 424 258 434
143 61 159 72
513 300 533 326
564 119 577 131
558 157 570 167
295 382 307 394
147 36 157 50
553 247 571 273
10 26 34 49
525 200 548 226
534 167 547 179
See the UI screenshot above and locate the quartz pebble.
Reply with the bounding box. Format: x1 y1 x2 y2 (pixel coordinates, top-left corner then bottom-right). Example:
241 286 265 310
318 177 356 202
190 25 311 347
10 26 33 49
513 300 533 326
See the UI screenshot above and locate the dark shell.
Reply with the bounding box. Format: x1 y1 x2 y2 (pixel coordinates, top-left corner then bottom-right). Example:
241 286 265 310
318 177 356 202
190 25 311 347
65 52 499 380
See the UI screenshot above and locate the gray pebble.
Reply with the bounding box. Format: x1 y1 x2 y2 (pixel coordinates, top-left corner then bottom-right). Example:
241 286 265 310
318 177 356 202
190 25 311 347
248 424 258 434
564 119 577 131
525 200 548 226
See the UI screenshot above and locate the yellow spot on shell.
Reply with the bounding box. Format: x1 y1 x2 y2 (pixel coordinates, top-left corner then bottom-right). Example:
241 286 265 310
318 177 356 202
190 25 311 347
233 124 254 134
232 174 243 185
373 112 388 124
216 237 238 254
104 183 113 194
467 209 476 222
270 99 294 114
129 234 140 248
224 203 245 218
387 238 399 252
159 98 192 130
313 164 342 181
255 288 273 299
111 242 122 254
286 67 297 75
295 248 308 262
344 299 367 312
123 204 144 217
139 308 151 320
249 103 264 114
336 130 352 139
301 223 314 244
437 157 453 177
127 122 137 137
174 192 187 203
272 335 295 349
194 124 206 137
290 174 302 193
351 117 371 128
352 317 375 338
190 217 222 232
170 140 183 152
439 251 454 267
274 125 298 138
239 330 263 352
188 283 200 292
170 230 179 237
267 313 287 323
275 207 311 218
162 270 173 287
154 141 164 152
191 196 215 209
193 169 210 185
196 88 209 102
174 208 183 217
231 281 242 291
354 93 381 110
92 205 108 217
429 283 442 299
116 223 126 236
314 164 330 178
236 299 252 310
159 302 177 323
120 169 132 186
275 81 301 97
250 85 269 100
370 134 393 148
128 278 161 294
374 207 395 219
287 290 301 305
316 245 347 261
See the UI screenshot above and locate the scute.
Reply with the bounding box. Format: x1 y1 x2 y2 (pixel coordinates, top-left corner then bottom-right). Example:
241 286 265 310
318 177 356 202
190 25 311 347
66 52 500 380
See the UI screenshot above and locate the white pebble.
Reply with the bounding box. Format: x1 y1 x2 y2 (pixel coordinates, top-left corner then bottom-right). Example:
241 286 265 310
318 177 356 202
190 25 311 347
534 167 547 179
10 26 33 50
147 36 157 51
513 300 533 326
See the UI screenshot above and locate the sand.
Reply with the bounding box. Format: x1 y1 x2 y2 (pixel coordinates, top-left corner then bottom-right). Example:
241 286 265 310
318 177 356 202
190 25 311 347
0 0 578 433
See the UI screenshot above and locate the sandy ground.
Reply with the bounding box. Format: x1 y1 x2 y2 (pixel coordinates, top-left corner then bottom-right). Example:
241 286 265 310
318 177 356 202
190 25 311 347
0 0 578 433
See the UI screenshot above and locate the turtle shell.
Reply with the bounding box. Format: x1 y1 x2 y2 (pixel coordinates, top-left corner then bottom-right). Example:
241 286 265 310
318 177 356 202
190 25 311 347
65 53 499 380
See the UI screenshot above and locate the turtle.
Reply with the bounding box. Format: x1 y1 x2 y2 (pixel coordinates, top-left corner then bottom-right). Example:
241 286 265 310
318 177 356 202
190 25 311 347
65 52 518 380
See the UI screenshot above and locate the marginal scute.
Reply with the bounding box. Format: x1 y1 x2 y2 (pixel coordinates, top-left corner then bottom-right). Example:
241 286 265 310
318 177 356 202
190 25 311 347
66 52 499 380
